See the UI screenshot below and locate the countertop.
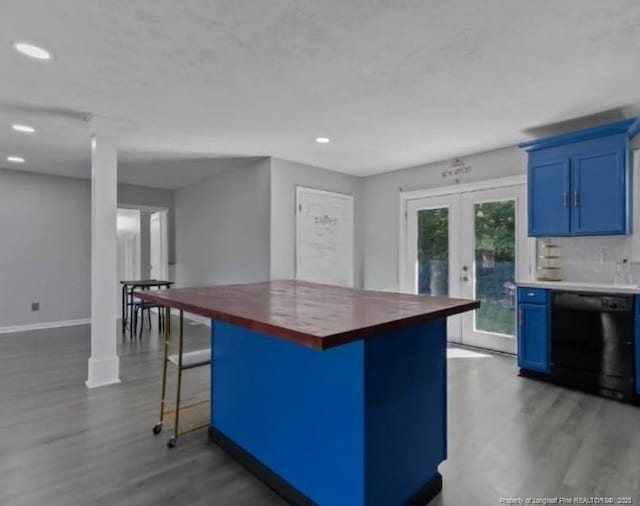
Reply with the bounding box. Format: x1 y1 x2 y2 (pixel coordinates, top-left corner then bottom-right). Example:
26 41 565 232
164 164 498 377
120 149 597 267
136 280 479 350
517 280 639 294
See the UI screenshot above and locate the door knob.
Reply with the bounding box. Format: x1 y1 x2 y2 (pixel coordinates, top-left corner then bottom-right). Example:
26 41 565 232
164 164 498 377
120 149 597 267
460 276 469 282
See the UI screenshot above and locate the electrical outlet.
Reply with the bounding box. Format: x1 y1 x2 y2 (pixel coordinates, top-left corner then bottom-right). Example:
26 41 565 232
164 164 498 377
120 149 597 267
31 302 40 312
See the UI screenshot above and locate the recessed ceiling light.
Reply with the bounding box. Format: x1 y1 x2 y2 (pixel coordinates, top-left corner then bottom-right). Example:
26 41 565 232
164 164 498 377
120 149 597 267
13 42 52 60
12 124 36 134
7 156 25 163
315 137 331 144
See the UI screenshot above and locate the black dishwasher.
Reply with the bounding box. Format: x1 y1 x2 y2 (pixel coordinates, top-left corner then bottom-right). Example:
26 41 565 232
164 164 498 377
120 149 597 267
551 291 635 401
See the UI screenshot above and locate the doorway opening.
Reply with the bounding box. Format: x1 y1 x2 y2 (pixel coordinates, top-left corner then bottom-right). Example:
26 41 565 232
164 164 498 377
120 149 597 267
116 206 170 320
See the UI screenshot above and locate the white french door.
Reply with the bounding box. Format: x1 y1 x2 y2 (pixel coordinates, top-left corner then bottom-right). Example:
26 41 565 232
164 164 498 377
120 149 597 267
402 179 529 354
406 194 461 341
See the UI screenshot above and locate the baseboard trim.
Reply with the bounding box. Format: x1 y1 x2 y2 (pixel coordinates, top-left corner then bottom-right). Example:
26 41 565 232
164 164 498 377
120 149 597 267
86 355 120 388
0 318 91 335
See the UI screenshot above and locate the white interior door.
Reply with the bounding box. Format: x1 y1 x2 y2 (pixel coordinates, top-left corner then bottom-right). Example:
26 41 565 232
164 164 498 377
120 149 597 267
150 211 169 280
403 180 528 353
296 187 354 287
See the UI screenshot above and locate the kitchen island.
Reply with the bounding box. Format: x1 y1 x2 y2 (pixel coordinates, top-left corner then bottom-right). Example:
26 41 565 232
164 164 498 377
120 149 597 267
137 280 479 506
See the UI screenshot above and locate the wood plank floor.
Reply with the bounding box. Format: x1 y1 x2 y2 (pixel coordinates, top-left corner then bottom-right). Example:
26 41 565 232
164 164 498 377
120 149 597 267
1 319 639 506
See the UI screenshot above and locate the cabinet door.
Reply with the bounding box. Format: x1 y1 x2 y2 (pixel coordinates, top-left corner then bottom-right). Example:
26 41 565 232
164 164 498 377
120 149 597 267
517 303 549 373
571 148 627 235
528 159 570 236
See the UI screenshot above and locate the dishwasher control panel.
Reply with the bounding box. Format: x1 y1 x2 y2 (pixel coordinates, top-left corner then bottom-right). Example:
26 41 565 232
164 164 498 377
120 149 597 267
599 297 631 311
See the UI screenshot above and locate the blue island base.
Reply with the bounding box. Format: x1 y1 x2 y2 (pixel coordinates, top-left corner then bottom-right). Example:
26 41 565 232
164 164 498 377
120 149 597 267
209 318 448 506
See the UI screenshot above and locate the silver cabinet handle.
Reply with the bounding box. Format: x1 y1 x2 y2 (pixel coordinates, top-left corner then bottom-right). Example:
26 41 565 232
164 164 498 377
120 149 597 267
519 309 523 327
564 191 568 208
573 191 579 207
528 292 535 296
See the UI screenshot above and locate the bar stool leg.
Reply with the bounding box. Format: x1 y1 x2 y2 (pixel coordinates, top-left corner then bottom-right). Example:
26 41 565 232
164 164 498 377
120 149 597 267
153 306 171 437
167 310 184 448
129 288 135 339
132 306 137 341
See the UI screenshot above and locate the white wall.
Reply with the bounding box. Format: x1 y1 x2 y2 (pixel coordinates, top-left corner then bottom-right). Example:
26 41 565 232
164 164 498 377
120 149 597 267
270 157 364 287
0 168 176 329
362 146 526 291
174 158 271 287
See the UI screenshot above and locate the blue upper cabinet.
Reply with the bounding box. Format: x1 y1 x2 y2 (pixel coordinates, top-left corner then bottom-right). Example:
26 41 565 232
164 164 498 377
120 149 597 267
528 159 570 236
520 119 639 237
571 145 626 234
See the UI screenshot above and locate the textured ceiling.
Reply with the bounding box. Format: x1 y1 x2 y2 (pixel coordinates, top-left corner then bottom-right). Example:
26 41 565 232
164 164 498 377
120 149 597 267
1 0 640 184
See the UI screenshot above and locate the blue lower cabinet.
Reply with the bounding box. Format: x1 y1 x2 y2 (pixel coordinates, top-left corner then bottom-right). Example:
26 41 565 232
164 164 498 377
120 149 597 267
517 302 550 373
635 296 640 395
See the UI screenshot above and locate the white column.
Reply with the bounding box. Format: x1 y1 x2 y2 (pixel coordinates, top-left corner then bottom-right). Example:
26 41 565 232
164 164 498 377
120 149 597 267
86 118 120 388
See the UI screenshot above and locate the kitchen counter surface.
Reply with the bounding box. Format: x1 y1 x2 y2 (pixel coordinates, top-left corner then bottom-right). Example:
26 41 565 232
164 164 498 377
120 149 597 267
136 280 479 350
518 280 639 294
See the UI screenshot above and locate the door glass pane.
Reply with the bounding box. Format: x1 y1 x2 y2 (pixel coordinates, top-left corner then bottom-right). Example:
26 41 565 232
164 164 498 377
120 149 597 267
417 208 449 296
474 200 516 336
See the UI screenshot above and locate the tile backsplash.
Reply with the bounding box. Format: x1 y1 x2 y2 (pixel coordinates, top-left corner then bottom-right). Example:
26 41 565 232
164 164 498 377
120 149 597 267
537 236 640 284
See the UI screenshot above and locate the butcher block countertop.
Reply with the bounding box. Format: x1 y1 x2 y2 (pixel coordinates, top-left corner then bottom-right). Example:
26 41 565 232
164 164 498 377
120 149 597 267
136 280 479 350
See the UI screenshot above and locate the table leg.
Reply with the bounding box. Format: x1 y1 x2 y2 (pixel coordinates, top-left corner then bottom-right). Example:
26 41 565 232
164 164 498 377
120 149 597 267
121 284 127 333
166 284 172 334
130 286 136 339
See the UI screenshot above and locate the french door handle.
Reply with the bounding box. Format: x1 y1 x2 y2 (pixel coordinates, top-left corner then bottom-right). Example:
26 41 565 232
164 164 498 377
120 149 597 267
563 191 568 208
573 191 579 207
